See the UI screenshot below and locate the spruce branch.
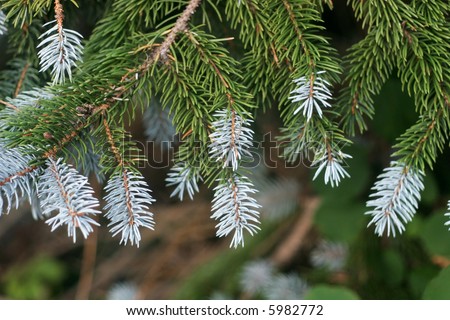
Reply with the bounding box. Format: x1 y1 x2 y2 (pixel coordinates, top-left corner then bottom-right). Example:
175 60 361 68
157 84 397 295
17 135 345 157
209 109 254 171
211 173 261 248
365 162 424 237
104 170 155 247
393 84 450 171
156 0 202 62
0 144 39 215
281 0 314 67
103 116 125 167
311 140 352 187
289 71 333 121
39 158 100 242
37 0 83 84
166 161 202 201
3 0 450 250
43 120 86 159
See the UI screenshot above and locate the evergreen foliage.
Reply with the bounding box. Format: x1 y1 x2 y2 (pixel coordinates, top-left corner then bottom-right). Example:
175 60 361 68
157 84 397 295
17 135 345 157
39 157 100 242
104 169 155 247
1 0 450 247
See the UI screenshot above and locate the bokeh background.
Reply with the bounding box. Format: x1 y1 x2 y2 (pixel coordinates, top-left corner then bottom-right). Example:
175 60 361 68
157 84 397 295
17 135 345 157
1 1 450 300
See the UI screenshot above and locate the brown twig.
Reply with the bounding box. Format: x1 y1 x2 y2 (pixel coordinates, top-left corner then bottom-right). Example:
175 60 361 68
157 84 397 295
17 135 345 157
44 121 85 159
271 196 320 268
103 117 124 166
75 225 98 299
48 158 78 217
0 99 19 111
157 0 202 62
0 166 38 187
13 62 30 98
102 117 135 223
54 0 64 33
281 0 314 68
75 178 101 300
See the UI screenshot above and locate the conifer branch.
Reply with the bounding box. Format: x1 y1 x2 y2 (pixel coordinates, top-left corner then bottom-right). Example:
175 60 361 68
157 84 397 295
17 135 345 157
101 110 155 246
289 71 333 121
0 144 39 215
166 161 202 201
209 109 253 171
40 157 100 242
281 0 313 67
184 30 230 89
103 117 125 167
157 0 202 62
366 162 424 237
43 121 86 159
211 173 261 248
393 85 450 170
104 170 155 247
311 139 352 187
3 0 450 248
37 0 83 84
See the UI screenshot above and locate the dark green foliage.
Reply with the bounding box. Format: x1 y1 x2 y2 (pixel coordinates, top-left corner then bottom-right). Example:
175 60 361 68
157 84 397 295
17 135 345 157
1 0 450 294
1 0 446 184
